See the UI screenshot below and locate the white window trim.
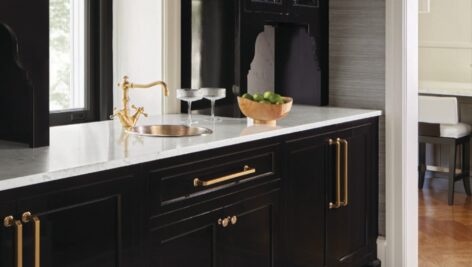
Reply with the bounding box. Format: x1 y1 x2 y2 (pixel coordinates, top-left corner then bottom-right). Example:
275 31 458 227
70 0 86 110
162 0 181 114
385 0 419 266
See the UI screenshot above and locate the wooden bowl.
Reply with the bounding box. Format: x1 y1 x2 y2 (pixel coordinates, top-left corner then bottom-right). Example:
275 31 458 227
237 96 293 126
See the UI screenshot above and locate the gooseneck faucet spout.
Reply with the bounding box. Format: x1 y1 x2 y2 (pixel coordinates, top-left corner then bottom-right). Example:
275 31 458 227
111 75 169 129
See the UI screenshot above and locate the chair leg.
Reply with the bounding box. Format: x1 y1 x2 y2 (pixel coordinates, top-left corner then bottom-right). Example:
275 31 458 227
462 139 471 196
419 142 427 189
448 143 458 205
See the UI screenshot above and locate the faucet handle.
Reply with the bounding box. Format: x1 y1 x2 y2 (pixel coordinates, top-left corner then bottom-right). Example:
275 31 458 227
110 107 119 119
131 105 148 117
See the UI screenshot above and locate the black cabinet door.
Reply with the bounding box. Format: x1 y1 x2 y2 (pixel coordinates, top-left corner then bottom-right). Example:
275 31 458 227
217 191 279 267
244 0 285 14
283 133 329 267
326 123 378 267
150 207 222 267
0 201 17 267
16 170 142 267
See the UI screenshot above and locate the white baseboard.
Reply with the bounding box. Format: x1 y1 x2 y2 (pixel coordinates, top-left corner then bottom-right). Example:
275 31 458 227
377 236 387 266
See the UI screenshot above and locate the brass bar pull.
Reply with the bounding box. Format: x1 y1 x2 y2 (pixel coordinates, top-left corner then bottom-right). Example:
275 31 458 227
22 212 40 267
340 139 349 207
329 139 342 209
4 216 23 267
194 166 256 187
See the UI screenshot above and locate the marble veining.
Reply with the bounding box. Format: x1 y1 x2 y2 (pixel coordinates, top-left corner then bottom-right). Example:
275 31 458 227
0 105 381 192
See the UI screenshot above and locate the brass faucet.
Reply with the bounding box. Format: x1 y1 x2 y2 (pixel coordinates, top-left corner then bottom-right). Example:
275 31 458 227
112 75 169 129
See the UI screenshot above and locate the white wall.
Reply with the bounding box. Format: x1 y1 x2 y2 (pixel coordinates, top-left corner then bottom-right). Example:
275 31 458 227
419 0 472 83
113 0 164 115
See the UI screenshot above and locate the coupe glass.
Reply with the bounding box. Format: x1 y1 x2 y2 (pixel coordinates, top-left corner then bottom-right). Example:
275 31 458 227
176 88 203 125
202 88 226 122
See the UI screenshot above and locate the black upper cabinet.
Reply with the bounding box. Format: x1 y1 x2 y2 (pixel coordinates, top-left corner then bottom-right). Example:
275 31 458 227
182 0 329 117
244 0 285 14
0 167 143 267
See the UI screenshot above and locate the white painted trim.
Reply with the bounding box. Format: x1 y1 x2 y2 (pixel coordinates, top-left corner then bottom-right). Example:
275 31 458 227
420 41 472 50
162 0 181 114
377 237 387 265
385 0 419 266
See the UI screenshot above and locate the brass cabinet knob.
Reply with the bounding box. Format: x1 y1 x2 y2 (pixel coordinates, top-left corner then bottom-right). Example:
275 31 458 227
230 216 238 225
218 217 230 228
3 215 14 227
21 212 32 223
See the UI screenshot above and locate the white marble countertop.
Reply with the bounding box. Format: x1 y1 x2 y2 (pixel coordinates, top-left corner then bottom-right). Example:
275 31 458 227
0 105 381 191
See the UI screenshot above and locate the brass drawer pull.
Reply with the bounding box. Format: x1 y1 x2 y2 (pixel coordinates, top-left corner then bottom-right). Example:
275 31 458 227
194 165 256 187
340 139 349 207
329 139 342 209
4 216 23 267
22 212 40 267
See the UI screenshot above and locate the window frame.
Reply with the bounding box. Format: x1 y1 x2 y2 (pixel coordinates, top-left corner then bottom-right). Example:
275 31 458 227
50 0 113 126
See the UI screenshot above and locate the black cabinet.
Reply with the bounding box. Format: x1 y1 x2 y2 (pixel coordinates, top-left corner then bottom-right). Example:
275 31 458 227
182 0 329 117
284 119 379 267
244 0 285 14
0 118 379 267
0 167 143 267
151 191 280 267
147 142 282 267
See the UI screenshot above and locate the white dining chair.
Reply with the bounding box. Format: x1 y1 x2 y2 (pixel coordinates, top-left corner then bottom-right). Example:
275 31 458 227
418 95 472 205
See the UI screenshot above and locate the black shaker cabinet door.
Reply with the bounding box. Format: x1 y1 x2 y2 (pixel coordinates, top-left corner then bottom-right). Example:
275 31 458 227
0 202 17 267
217 191 279 267
16 169 142 267
283 132 329 267
150 207 221 267
326 122 378 267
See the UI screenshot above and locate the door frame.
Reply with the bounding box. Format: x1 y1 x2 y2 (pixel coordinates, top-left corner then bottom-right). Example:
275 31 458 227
385 0 419 266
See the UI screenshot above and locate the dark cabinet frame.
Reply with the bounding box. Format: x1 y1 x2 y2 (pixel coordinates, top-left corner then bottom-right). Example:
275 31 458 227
0 118 380 267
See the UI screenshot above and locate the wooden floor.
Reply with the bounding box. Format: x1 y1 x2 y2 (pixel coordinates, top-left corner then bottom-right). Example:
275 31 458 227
419 178 472 267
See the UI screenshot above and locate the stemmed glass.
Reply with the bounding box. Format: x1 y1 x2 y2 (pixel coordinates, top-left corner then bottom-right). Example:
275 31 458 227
202 88 226 122
176 88 203 125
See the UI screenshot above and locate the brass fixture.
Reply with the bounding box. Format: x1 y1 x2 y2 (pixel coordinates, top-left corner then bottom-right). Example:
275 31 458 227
218 216 238 228
4 216 23 267
4 215 14 227
340 139 349 207
22 212 40 267
193 165 256 187
230 215 238 225
218 217 230 228
127 125 212 137
329 139 342 209
112 75 169 129
329 138 349 209
218 218 238 228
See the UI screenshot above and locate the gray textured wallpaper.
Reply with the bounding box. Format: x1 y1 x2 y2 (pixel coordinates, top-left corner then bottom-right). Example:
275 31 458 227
329 0 386 236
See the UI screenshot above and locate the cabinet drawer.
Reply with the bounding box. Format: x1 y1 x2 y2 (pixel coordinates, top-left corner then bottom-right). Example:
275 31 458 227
147 144 280 215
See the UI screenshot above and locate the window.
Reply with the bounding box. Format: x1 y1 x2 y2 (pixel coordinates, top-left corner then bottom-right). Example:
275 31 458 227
49 0 113 126
50 0 85 112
